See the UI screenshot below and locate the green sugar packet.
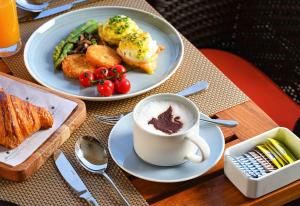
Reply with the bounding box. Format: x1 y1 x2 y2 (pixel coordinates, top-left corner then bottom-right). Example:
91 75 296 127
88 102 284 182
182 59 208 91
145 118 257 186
265 141 289 164
267 138 296 164
264 142 287 166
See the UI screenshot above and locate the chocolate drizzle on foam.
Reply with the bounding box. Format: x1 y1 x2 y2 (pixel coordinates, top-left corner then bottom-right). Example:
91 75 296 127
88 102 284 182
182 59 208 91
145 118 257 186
148 106 183 135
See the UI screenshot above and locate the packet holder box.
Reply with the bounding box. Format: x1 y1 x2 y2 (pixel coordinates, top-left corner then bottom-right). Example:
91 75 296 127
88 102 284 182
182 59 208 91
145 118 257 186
224 127 300 198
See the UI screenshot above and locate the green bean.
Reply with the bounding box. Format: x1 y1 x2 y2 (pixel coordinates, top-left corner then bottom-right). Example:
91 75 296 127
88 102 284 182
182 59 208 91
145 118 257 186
54 43 74 70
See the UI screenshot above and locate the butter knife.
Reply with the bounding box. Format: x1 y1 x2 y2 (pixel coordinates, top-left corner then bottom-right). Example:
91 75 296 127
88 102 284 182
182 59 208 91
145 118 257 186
34 0 86 20
176 80 209 97
54 150 100 206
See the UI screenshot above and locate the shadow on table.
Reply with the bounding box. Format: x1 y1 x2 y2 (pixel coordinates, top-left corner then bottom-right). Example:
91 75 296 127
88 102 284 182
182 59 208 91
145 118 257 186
0 200 18 206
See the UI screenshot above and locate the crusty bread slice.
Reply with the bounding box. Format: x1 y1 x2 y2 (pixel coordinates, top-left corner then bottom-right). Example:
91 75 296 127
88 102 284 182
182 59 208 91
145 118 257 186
117 46 164 74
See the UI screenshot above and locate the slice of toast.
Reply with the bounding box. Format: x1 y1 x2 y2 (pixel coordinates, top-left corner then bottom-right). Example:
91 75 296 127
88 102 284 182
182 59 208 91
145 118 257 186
117 45 164 74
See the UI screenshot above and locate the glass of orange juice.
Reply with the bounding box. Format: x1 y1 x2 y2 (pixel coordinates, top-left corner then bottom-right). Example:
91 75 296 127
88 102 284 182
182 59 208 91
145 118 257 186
0 0 22 57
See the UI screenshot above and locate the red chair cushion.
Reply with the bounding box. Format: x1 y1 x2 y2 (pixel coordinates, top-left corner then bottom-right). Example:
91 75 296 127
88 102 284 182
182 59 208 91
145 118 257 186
200 49 300 130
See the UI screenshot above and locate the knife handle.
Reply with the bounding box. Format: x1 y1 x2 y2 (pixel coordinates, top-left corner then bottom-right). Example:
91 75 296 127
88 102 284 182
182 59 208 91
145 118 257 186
176 80 209 97
80 192 100 206
86 196 100 206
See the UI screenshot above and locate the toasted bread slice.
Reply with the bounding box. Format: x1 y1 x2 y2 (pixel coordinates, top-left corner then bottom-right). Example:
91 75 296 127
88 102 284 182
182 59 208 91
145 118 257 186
116 45 164 74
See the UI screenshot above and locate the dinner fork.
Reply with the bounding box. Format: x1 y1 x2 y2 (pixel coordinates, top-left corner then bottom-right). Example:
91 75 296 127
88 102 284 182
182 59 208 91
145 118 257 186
95 81 238 127
95 113 238 127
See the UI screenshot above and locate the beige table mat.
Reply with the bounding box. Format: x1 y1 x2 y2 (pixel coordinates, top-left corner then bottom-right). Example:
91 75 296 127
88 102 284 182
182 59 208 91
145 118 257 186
1 0 249 205
0 117 148 206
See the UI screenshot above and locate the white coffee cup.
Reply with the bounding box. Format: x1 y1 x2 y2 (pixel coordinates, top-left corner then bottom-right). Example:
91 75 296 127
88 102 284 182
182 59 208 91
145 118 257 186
133 93 210 166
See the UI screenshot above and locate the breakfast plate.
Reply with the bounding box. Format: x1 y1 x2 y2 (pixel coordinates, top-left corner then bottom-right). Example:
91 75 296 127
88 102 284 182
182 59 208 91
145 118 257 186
24 6 184 101
108 112 225 183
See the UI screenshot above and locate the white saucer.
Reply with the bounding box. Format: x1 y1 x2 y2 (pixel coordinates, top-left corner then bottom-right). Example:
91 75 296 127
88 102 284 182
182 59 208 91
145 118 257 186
108 113 225 183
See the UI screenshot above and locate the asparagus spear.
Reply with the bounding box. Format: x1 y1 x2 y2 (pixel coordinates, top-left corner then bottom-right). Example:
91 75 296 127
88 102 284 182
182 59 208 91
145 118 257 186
84 23 99 34
68 23 99 43
65 20 97 42
52 20 98 64
54 43 74 71
52 40 65 62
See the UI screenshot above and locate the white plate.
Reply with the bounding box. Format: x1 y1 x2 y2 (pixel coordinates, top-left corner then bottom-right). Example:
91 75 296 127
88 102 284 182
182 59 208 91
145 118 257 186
24 6 184 101
108 112 225 183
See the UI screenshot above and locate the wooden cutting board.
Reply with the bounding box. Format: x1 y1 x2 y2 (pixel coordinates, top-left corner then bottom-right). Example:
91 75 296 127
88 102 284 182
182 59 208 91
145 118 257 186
0 72 86 182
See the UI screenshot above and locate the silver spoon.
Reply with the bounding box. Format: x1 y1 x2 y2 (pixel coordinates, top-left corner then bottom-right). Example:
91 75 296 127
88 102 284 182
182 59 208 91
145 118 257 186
16 0 49 12
75 136 131 206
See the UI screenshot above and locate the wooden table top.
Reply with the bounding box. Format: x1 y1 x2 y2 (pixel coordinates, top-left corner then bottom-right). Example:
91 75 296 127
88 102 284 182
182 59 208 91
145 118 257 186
0 59 299 205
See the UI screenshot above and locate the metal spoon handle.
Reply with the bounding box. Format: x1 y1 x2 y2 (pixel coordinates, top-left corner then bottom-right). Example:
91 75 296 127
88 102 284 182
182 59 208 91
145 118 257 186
200 118 238 127
16 0 49 12
103 172 131 206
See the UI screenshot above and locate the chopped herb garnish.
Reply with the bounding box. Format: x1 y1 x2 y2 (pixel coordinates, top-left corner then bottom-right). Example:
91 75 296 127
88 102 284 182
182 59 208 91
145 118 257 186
109 15 129 25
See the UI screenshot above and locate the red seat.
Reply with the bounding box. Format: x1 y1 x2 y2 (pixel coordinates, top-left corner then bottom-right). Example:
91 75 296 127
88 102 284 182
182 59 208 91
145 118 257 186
200 49 300 130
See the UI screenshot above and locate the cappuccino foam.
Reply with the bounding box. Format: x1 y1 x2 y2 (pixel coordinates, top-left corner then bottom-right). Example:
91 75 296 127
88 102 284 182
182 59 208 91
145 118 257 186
136 100 196 135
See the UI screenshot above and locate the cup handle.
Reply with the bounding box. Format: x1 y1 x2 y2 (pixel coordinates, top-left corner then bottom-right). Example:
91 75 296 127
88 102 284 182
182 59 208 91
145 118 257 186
185 135 210 163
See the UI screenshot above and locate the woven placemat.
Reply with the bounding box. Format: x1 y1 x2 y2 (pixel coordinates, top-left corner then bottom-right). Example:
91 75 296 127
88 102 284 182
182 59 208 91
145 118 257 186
0 117 148 206
1 0 249 205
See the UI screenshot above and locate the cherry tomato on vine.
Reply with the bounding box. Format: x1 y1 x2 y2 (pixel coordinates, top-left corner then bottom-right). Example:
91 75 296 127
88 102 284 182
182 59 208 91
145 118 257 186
94 67 108 80
108 64 126 79
114 78 131 94
112 65 126 76
79 70 95 87
104 80 114 90
107 69 115 80
97 80 114 96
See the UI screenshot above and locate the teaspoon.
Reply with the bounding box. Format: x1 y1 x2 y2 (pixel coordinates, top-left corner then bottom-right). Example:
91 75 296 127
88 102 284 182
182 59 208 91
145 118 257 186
75 136 131 206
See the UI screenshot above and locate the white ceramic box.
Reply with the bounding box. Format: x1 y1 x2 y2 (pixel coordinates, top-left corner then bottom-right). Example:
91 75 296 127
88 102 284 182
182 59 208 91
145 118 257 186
224 127 300 198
